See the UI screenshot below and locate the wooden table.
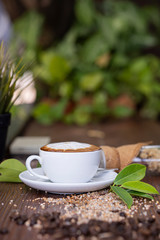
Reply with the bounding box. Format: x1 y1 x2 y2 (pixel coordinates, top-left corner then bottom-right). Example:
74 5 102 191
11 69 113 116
1 119 160 240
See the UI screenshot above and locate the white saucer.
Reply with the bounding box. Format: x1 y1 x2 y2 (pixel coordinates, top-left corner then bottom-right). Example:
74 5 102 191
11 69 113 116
19 168 117 194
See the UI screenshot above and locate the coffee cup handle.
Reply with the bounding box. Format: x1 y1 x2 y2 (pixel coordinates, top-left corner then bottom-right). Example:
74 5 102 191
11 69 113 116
26 155 49 180
100 150 106 168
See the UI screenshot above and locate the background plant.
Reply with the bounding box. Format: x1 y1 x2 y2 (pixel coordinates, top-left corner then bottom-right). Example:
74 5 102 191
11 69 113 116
0 43 27 114
9 0 160 125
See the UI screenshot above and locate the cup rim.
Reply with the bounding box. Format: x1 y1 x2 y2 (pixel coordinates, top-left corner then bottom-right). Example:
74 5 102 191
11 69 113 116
40 148 102 154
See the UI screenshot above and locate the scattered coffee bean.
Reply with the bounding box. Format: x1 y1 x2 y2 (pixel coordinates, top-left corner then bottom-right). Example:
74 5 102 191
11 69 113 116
148 217 155 223
79 223 89 235
111 209 119 213
119 212 126 217
139 227 150 236
30 214 39 226
16 215 28 225
10 211 20 220
156 209 160 214
138 216 146 223
10 210 160 240
0 228 9 235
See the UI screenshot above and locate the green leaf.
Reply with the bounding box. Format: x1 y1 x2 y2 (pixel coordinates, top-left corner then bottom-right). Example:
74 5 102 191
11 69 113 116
80 72 104 91
50 99 68 121
127 190 154 200
111 186 133 209
114 164 146 185
33 102 54 125
49 55 71 81
80 34 108 63
122 181 159 195
0 159 26 171
112 105 134 118
75 0 95 26
38 52 71 84
14 11 44 49
0 159 26 182
73 105 92 125
0 168 22 182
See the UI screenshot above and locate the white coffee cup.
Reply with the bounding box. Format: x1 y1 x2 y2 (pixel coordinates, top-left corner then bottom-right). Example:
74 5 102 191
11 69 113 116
26 141 106 183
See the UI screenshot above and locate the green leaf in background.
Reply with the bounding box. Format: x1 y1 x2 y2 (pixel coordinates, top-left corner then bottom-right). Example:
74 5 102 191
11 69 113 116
14 11 44 49
33 102 54 125
49 55 71 81
37 52 71 85
97 15 117 48
122 181 159 195
127 190 154 200
50 99 68 122
10 11 44 65
111 105 134 118
93 92 109 117
80 72 104 91
114 163 146 185
56 29 78 61
73 105 92 125
80 34 109 63
0 159 26 182
9 0 160 125
75 0 96 26
59 82 73 98
111 186 133 209
33 99 68 125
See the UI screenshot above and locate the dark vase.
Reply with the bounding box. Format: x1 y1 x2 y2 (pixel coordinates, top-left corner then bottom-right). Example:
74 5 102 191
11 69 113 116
0 113 11 162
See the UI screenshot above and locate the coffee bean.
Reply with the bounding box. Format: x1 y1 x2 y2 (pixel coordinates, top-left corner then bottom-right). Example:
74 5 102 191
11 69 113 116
139 228 151 236
89 225 101 236
79 223 89 235
148 217 155 223
100 222 109 232
156 209 160 214
15 215 28 225
52 230 65 239
30 215 38 226
10 211 20 220
111 209 119 213
119 212 126 217
69 226 78 237
88 219 100 226
50 212 60 221
138 216 146 223
10 210 160 239
0 228 9 235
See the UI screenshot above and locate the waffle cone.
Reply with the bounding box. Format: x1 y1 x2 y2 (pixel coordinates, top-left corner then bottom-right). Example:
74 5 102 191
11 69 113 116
101 146 120 169
101 142 151 170
117 142 151 170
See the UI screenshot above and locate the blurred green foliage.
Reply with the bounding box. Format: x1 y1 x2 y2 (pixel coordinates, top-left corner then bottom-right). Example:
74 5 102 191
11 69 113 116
10 0 160 125
10 11 44 65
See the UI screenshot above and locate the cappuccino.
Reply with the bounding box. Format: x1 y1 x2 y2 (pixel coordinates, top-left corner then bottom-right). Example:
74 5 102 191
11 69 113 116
26 141 105 183
41 141 100 152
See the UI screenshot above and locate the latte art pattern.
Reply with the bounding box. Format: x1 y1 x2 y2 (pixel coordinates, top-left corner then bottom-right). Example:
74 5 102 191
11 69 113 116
41 141 100 152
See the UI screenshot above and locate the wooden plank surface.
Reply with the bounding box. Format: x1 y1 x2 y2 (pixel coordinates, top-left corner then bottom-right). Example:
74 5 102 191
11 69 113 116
22 118 160 147
1 119 160 240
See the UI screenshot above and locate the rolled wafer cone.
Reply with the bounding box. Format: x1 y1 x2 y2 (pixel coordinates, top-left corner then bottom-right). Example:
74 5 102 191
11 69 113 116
101 146 120 169
101 142 151 170
117 142 151 170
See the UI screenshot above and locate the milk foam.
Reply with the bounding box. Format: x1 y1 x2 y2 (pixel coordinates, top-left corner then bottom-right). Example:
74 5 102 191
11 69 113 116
47 142 91 150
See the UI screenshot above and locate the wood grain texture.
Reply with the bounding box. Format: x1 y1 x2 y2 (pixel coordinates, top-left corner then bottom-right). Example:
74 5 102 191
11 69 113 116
0 176 160 240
